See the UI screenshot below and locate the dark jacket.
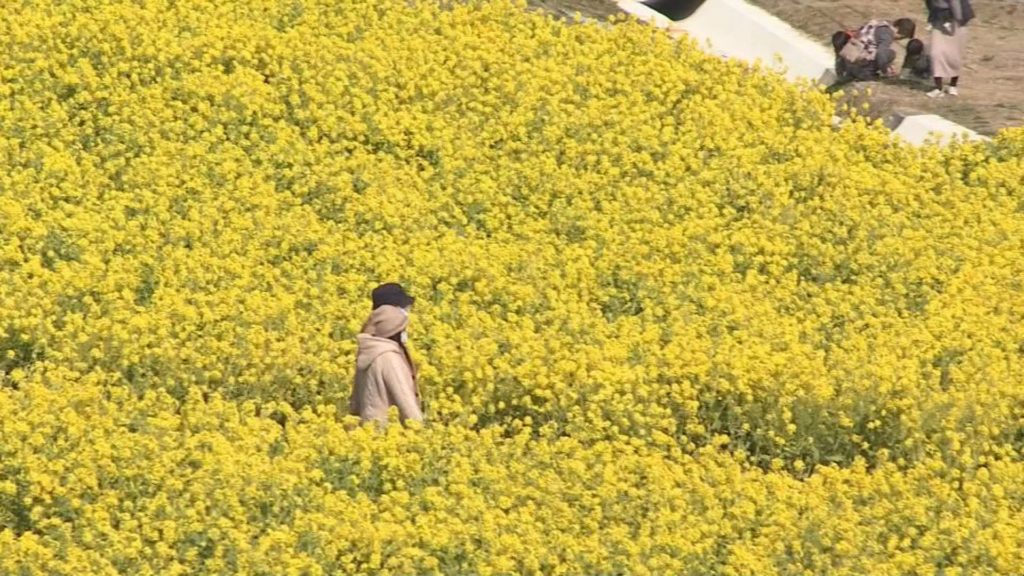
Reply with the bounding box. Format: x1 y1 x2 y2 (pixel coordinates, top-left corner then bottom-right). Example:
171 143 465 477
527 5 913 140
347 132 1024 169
925 0 975 27
901 50 932 81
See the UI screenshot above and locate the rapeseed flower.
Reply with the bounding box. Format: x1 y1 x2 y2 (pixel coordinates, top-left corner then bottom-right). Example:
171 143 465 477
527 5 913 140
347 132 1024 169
1 0 1023 573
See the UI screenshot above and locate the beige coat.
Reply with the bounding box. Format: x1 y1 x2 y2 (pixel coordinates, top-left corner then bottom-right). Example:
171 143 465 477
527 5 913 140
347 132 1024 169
349 334 422 424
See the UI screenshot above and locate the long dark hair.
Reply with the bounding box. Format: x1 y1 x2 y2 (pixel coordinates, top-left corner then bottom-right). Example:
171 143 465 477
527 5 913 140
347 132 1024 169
387 332 417 381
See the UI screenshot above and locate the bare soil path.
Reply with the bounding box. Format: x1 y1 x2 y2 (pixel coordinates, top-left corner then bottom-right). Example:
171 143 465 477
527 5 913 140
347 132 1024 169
745 0 1024 135
527 0 1024 136
526 0 620 19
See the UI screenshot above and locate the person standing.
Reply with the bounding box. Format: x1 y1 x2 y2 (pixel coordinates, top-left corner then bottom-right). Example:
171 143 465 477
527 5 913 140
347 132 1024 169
349 304 423 424
365 281 418 381
925 0 975 97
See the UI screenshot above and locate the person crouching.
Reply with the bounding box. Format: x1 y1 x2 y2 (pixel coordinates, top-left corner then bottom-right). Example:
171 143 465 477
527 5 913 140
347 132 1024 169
832 18 916 82
901 39 933 82
349 305 423 424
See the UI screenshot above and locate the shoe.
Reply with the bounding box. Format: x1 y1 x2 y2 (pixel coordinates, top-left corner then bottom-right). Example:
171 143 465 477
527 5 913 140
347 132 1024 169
945 86 959 96
926 89 945 98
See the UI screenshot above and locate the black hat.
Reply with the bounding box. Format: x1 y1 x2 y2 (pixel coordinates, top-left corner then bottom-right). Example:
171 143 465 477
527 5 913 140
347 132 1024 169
371 283 415 309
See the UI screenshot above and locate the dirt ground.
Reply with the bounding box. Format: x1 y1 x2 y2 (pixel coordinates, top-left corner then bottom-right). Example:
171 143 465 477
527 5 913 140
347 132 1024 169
526 0 621 19
744 0 1024 136
527 0 1024 136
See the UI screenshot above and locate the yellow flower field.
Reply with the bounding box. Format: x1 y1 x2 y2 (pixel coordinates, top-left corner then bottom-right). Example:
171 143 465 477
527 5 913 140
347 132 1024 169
1 0 1023 573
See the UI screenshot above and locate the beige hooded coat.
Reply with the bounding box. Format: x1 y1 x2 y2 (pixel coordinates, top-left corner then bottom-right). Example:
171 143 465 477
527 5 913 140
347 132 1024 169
349 306 422 424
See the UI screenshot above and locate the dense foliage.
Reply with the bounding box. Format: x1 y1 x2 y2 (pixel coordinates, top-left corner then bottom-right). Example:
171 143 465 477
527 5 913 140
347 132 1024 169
2 0 1023 573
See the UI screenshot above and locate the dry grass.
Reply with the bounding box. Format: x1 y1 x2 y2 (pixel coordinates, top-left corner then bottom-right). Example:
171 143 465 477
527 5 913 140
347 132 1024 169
705 0 1024 135
527 0 1024 135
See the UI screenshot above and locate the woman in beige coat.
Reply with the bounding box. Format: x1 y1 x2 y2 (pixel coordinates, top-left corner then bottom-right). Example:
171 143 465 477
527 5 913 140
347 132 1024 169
349 305 423 424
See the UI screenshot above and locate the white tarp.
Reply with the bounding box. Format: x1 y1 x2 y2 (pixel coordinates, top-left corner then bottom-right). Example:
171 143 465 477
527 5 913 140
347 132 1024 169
892 114 986 146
